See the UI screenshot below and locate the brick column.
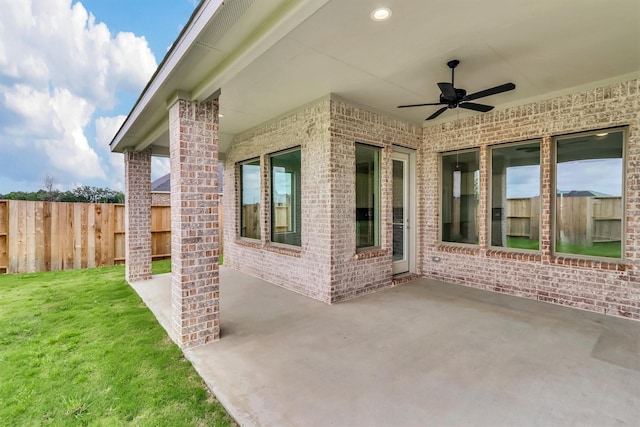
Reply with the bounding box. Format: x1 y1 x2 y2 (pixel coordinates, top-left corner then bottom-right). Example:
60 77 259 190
169 98 220 348
124 148 152 282
540 136 552 261
478 145 489 250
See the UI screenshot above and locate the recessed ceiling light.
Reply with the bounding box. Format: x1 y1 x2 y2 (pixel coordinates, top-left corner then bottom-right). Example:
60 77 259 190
371 7 392 21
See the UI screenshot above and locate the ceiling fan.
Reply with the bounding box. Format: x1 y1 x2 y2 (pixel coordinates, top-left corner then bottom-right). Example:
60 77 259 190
398 60 515 120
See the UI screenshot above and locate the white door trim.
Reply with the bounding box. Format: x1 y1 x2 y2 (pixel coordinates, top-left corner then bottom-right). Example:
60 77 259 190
392 147 416 275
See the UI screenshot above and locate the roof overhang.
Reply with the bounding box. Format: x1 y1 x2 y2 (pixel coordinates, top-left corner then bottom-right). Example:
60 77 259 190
110 0 332 156
111 0 640 158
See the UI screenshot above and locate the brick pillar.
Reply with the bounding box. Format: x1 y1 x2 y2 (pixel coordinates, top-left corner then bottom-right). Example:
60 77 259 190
540 136 552 261
478 145 489 250
124 148 152 282
169 98 220 348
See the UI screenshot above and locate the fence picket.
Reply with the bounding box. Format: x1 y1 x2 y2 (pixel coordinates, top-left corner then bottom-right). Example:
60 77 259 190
0 200 223 274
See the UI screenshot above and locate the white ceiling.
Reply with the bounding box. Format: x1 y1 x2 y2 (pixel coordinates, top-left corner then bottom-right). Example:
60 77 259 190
111 0 640 157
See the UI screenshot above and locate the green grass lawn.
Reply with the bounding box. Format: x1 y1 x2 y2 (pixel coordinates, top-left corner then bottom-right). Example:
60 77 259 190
506 237 540 251
0 262 234 426
506 237 621 258
555 241 621 259
152 259 172 275
152 255 222 275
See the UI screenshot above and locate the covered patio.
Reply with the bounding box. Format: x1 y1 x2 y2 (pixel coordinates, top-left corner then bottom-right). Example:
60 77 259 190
111 0 640 351
132 268 640 426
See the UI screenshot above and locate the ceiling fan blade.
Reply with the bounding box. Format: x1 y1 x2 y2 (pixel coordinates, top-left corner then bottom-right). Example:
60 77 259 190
426 107 448 120
463 83 515 102
459 102 494 112
397 102 445 108
437 82 456 100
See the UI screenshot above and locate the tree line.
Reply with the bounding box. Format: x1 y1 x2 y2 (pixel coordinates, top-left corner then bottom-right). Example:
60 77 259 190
0 185 124 204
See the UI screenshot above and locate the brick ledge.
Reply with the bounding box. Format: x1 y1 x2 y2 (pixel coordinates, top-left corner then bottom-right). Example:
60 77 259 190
265 244 302 258
486 249 542 262
436 245 627 271
354 248 388 260
234 238 262 249
436 244 481 255
550 256 627 271
392 273 421 286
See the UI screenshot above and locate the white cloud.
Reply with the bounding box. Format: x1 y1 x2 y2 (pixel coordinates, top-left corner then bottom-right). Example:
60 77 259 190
2 85 62 139
96 115 127 190
0 0 156 106
2 85 104 179
0 0 158 193
95 115 126 147
152 158 171 180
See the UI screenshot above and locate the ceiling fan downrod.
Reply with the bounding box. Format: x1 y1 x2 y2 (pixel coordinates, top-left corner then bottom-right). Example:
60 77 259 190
447 59 459 88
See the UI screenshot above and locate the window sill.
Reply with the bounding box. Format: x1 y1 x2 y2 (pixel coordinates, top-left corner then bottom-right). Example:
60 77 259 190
438 245 626 271
354 248 387 260
486 249 542 262
550 256 626 271
436 244 481 256
235 238 263 249
265 243 302 258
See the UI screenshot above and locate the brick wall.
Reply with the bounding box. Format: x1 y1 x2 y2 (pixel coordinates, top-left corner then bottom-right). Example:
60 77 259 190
124 148 152 282
152 192 171 206
421 78 640 319
328 98 422 302
224 96 422 302
223 79 640 320
169 99 220 347
224 99 334 302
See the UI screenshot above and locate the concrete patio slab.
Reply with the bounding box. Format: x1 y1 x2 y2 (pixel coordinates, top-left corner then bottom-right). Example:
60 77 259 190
131 267 640 427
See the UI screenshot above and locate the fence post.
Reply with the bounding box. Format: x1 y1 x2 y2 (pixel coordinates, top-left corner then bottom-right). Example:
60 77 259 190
0 200 7 274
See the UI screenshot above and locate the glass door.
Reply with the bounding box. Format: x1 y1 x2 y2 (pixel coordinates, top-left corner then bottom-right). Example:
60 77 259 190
392 152 409 274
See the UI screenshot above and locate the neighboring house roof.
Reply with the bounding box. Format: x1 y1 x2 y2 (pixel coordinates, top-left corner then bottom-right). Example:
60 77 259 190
151 162 224 193
109 0 640 158
151 173 171 192
558 190 612 197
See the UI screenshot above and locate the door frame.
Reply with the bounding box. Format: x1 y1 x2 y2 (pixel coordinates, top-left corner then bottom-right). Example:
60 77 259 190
392 146 417 275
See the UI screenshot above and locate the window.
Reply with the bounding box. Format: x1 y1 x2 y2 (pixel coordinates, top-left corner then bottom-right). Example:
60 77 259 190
554 129 624 259
271 149 301 246
491 141 541 250
240 159 261 239
441 150 479 244
355 144 380 249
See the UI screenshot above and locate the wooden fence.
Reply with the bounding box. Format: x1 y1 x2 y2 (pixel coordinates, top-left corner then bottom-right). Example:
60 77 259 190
506 196 621 244
0 200 223 274
506 197 540 241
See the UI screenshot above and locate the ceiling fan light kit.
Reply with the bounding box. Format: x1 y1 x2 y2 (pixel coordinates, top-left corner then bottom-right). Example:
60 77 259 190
398 60 516 120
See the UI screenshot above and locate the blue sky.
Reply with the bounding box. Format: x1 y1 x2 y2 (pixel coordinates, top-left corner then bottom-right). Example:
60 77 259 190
0 0 198 194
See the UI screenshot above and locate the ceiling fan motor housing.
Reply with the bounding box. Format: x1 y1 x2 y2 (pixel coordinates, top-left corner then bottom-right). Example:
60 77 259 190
440 88 467 106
